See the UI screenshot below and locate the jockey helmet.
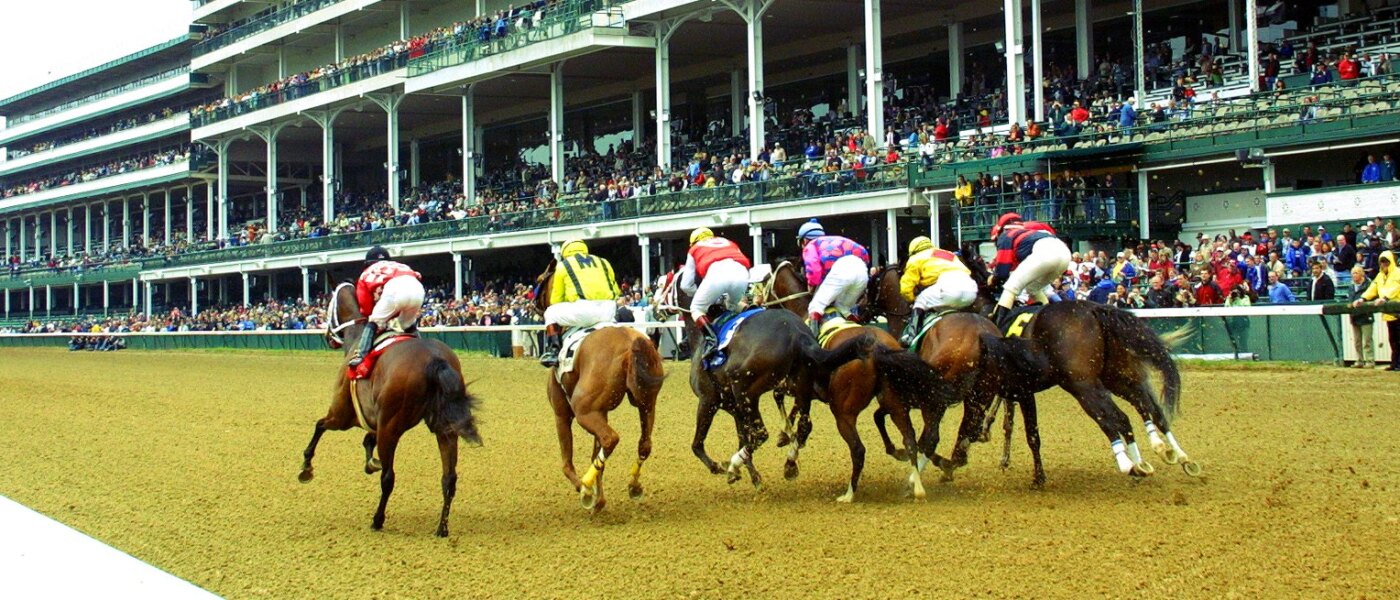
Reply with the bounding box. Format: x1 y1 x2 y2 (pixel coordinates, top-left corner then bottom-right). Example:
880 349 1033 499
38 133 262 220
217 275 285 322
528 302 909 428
363 246 390 265
560 239 589 257
797 218 825 241
908 236 933 256
990 212 1024 239
689 227 714 245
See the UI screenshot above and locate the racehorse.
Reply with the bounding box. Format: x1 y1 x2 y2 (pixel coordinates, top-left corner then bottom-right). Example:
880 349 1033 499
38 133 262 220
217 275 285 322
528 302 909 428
959 244 1203 483
533 260 665 512
299 282 482 537
763 261 958 501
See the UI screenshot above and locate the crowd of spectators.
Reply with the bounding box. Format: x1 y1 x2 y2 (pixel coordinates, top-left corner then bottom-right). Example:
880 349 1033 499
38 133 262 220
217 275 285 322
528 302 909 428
5 106 188 160
0 146 200 200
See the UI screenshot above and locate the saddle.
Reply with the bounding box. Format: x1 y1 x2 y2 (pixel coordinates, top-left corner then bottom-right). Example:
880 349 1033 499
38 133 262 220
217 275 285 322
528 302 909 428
817 316 864 347
346 331 417 381
703 307 765 370
555 323 633 383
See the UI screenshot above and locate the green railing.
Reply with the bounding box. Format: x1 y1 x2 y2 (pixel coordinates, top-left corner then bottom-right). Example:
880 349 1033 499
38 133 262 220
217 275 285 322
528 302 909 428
145 162 908 270
408 0 619 78
194 0 348 57
0 330 514 356
953 187 1140 241
191 54 408 128
7 68 189 127
1 264 143 291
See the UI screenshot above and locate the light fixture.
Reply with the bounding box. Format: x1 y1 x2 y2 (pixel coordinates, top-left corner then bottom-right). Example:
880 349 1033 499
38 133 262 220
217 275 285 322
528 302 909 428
752 91 763 101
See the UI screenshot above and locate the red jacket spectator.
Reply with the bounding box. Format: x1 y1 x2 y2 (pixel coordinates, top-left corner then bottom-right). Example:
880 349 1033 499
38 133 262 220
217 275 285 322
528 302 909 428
933 121 949 142
1338 57 1360 80
1069 105 1091 123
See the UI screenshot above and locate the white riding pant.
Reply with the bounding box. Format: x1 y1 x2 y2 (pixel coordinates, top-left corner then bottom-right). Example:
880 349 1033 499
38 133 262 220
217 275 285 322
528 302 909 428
1002 237 1072 304
368 276 425 330
690 259 750 320
544 299 617 329
809 255 868 317
913 271 979 311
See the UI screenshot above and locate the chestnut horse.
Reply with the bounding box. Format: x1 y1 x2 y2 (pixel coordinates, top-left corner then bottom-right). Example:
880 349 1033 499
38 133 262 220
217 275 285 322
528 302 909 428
764 261 960 501
959 245 1203 482
299 283 482 537
533 261 665 512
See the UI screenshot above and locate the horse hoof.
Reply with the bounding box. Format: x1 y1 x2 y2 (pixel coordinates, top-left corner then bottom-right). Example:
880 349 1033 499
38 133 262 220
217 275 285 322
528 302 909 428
783 461 799 481
1030 476 1046 489
297 468 314 483
435 525 449 538
1182 460 1204 478
371 520 384 531
998 459 1010 470
580 488 598 511
776 432 792 447
1136 460 1156 475
835 493 854 503
628 483 644 500
939 471 955 484
1129 465 1154 478
726 471 742 485
364 460 382 475
890 449 910 462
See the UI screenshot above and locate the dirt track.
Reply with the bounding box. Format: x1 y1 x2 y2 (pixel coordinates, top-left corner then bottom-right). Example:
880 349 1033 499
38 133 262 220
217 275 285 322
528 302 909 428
0 347 1396 598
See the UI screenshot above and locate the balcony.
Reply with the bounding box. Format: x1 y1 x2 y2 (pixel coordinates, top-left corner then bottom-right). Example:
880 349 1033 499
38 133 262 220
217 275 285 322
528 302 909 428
0 114 190 178
190 56 406 138
0 264 143 292
191 0 382 70
953 188 1141 241
0 159 196 213
0 69 195 148
1267 180 1400 227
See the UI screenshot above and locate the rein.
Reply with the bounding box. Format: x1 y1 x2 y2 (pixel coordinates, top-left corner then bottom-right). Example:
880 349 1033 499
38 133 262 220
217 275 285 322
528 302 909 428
867 266 912 318
758 261 812 308
325 282 364 348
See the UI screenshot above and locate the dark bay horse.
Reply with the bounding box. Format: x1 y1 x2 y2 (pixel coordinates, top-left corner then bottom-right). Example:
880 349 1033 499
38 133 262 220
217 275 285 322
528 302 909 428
959 245 1203 483
299 283 482 537
533 261 665 513
764 261 960 501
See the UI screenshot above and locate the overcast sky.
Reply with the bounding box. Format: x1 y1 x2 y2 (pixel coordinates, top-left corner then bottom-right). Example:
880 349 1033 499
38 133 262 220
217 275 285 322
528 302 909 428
0 0 192 99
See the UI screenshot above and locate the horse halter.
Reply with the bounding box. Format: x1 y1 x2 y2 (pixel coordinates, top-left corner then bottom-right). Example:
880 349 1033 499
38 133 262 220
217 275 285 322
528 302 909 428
325 282 362 349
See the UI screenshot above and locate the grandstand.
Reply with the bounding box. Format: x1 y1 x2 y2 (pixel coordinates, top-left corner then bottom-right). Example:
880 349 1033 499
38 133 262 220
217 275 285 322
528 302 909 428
3 0 1400 350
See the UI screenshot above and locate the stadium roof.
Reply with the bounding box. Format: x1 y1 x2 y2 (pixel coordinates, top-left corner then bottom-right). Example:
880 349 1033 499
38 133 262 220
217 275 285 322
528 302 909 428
0 29 202 116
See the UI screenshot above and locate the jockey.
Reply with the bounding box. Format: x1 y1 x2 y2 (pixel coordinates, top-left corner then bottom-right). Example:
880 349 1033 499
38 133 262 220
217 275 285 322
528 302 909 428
348 246 424 367
539 239 621 367
899 235 977 346
797 218 871 336
679 227 753 345
988 212 1072 327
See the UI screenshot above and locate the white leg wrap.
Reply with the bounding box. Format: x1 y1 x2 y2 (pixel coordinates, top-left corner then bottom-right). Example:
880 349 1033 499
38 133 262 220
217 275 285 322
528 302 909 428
1145 422 1168 453
1166 432 1188 458
916 453 931 473
1111 439 1134 473
1126 441 1144 465
729 447 751 469
786 446 799 461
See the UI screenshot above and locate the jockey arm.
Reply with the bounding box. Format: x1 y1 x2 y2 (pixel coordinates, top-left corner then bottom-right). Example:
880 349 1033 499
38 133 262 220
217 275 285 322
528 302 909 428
991 233 1015 284
548 266 570 305
678 253 700 294
801 242 824 288
604 258 621 299
899 256 923 302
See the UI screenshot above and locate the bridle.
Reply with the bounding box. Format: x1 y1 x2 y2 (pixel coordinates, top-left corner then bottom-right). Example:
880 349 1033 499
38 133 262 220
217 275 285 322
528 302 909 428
757 261 812 308
864 265 912 320
325 282 362 349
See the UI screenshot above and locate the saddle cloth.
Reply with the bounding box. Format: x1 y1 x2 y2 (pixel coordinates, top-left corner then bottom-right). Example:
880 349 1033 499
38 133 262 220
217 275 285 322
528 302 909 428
1001 304 1045 337
906 310 959 350
346 333 416 380
556 323 634 383
817 316 864 347
704 307 765 370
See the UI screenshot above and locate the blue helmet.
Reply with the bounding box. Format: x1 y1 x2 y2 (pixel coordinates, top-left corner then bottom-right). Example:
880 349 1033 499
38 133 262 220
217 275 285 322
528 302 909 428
797 218 825 241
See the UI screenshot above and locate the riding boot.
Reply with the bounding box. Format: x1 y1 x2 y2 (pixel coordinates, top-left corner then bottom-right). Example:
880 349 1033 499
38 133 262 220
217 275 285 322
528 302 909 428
695 315 718 360
808 313 822 338
538 324 563 367
990 304 1014 331
347 322 379 368
900 308 926 347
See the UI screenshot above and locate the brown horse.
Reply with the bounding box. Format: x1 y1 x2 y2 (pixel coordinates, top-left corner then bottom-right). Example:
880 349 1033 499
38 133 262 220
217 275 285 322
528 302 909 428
299 282 482 537
765 261 954 501
533 261 665 512
959 244 1203 483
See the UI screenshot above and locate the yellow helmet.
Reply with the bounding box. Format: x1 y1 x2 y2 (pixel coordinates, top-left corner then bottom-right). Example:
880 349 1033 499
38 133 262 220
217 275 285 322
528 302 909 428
560 239 588 257
689 227 714 245
908 236 933 256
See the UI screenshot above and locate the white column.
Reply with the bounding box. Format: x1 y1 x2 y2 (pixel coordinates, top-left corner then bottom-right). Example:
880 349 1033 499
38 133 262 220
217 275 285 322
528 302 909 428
749 224 765 266
870 217 882 267
300 267 310 305
217 142 230 239
885 209 898 267
409 138 421 190
744 5 768 159
143 281 153 318
18 215 25 259
369 94 405 213
1228 0 1240 54
190 278 199 316
83 205 91 254
847 43 862 118
27 287 34 319
864 0 885 147
241 272 250 307
631 90 644 145
1133 0 1146 107
101 280 109 314
452 253 463 300
265 131 280 233
34 213 43 260
206 182 216 241
1262 162 1277 194
638 236 651 293
1075 0 1093 80
141 193 150 247
163 189 172 244
1137 170 1150 240
400 0 410 39
49 210 58 257
3 289 9 318
654 25 675 171
185 185 194 242
462 89 477 206
4 219 11 260
1246 0 1261 93
1031 0 1045 122
928 193 941 241
45 285 52 317
948 23 964 98
66 207 73 256
103 202 111 252
334 24 344 61
549 64 566 185
730 69 744 137
131 278 139 312
318 114 337 224
1004 0 1027 125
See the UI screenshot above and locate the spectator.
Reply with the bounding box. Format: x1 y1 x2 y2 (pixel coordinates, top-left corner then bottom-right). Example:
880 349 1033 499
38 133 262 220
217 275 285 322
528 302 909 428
1195 272 1225 305
1088 275 1116 303
1144 276 1176 308
1360 236 1383 280
1353 250 1400 370
1347 265 1375 369
1309 262 1336 301
1245 254 1269 295
1174 277 1197 307
1381 154 1397 182
1333 234 1357 279
1267 272 1297 303
1361 154 1382 184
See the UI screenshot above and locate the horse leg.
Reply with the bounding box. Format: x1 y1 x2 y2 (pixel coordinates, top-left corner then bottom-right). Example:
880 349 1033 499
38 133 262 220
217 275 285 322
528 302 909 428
1016 394 1046 488
1114 379 1203 477
692 392 726 475
434 432 459 537
882 401 926 498
872 407 906 461
371 429 401 531
574 410 620 512
362 432 382 474
297 421 327 483
773 391 794 447
948 389 994 472
832 412 865 503
547 381 582 491
915 405 951 482
999 398 1017 470
1064 380 1150 478
784 395 813 481
979 395 1004 443
299 384 358 482
734 395 768 491
628 401 655 500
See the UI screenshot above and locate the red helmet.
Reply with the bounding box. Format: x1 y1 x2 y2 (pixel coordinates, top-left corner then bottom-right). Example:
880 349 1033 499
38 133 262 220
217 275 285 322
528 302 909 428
990 212 1023 239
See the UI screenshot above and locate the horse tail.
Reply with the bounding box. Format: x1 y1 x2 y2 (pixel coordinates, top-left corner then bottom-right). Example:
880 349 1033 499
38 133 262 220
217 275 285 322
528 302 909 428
797 331 873 378
870 346 949 406
1090 306 1181 420
977 333 1045 386
626 335 666 396
424 357 483 446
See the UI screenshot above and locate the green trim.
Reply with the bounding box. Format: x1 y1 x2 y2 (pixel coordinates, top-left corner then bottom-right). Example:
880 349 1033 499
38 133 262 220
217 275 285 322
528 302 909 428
0 35 194 110
0 167 198 214
0 266 144 291
1270 178 1400 198
0 119 190 178
0 76 194 147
